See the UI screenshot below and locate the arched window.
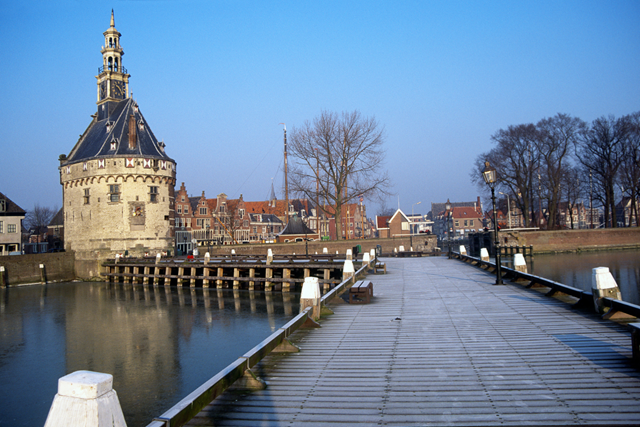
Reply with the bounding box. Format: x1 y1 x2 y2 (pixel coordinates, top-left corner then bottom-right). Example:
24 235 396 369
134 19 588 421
109 37 114 48
108 57 113 71
114 58 119 72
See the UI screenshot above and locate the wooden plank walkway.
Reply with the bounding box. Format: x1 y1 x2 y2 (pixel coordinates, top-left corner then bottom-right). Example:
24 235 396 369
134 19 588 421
185 256 640 426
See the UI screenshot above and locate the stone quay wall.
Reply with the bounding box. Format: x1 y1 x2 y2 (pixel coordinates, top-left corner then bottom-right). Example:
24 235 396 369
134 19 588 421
496 227 640 254
0 252 76 286
198 235 438 257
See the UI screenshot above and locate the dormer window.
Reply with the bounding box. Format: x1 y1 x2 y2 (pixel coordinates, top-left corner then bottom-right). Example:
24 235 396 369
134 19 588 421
110 140 117 151
0 199 5 212
133 104 139 113
106 121 114 133
138 120 144 131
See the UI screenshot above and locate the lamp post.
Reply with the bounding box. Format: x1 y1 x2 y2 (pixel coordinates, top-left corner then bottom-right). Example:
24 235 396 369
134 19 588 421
411 201 421 249
482 161 503 285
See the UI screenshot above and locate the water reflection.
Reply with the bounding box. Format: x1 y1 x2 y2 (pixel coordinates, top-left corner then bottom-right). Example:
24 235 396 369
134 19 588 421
522 249 640 305
0 282 299 427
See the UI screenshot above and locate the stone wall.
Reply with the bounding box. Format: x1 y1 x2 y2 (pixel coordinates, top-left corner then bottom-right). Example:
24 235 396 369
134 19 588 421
198 235 438 257
0 252 76 286
474 227 640 254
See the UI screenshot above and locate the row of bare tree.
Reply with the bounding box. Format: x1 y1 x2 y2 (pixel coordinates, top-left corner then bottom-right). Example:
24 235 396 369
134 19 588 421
472 112 640 228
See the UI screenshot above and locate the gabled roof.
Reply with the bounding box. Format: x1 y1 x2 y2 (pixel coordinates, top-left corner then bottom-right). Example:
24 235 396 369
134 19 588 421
389 209 410 224
49 207 64 226
376 215 391 229
0 191 26 216
62 97 174 165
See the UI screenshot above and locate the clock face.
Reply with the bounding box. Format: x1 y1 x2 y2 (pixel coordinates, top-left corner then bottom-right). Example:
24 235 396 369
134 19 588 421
113 81 125 98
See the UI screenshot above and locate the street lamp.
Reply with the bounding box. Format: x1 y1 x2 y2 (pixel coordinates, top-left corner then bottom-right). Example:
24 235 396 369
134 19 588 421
411 201 421 249
482 161 503 285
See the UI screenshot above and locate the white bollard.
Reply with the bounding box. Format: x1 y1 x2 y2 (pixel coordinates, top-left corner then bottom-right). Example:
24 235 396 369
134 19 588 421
394 248 398 253
114 253 120 264
323 248 328 254
480 248 489 262
155 253 161 264
362 252 371 268
410 247 413 251
592 267 622 313
204 252 210 265
300 277 322 320
459 245 467 255
514 253 527 273
44 371 127 427
336 250 339 255
266 249 273 265
193 247 199 257
342 259 355 282
399 245 405 252
346 249 353 261
231 249 236 255
370 249 376 259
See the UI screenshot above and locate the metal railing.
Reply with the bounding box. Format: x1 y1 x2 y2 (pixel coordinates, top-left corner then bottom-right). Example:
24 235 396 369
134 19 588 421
451 251 640 319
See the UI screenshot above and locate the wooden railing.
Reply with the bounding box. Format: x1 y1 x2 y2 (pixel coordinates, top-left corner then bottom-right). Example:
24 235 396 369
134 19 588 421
451 251 640 319
145 259 371 427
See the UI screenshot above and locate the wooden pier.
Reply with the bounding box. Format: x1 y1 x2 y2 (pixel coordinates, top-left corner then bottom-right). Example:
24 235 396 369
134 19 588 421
182 256 640 426
102 255 351 292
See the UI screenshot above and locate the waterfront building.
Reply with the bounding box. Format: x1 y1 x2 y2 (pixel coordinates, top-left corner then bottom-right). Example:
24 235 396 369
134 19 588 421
59 11 177 277
0 191 26 255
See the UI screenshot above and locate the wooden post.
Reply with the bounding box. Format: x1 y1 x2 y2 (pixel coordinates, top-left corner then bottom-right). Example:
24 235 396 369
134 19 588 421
249 268 255 290
143 266 149 285
164 266 171 286
265 268 273 292
203 267 210 288
177 266 184 287
323 269 331 291
0 266 5 288
233 268 240 289
282 268 291 292
217 267 224 288
190 267 196 287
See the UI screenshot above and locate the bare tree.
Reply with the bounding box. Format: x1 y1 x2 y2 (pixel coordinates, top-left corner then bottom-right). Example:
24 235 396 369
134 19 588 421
561 165 583 229
618 111 640 227
472 123 540 227
536 114 586 229
575 115 630 227
288 110 391 240
25 204 58 232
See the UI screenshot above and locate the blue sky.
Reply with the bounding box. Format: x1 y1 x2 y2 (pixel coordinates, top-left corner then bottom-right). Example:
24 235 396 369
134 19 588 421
1 0 639 216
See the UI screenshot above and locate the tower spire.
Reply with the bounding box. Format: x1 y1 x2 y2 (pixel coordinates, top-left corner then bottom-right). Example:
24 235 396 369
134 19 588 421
110 9 115 27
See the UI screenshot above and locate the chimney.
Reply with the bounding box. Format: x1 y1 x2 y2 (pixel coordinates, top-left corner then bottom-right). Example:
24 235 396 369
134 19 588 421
128 114 137 149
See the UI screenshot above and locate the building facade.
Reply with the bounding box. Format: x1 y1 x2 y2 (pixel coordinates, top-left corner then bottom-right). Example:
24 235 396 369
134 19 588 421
59 12 176 277
0 192 26 255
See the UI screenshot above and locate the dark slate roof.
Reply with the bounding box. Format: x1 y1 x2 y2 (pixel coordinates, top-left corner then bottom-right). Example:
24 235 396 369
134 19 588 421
62 97 174 165
49 207 64 227
278 214 315 236
0 191 26 216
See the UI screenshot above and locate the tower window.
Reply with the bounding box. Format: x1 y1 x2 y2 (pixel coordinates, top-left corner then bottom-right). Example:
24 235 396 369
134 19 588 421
84 188 90 205
0 199 5 212
149 186 159 203
108 184 120 202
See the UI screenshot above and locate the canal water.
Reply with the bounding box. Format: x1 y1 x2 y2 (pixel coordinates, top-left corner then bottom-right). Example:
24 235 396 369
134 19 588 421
508 248 640 305
0 283 299 427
